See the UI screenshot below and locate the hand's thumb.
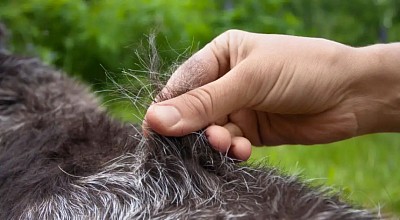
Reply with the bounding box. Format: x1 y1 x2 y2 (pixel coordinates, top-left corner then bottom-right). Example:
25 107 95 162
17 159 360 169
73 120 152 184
145 71 247 136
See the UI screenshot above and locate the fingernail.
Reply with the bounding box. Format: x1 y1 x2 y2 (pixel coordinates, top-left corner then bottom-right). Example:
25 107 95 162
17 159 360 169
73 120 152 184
152 105 181 127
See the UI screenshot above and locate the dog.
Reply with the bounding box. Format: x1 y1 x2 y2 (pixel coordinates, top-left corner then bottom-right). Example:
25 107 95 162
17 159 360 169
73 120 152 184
0 26 378 219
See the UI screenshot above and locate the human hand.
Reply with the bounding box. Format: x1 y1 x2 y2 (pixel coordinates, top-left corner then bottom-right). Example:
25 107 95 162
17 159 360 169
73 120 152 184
144 30 400 160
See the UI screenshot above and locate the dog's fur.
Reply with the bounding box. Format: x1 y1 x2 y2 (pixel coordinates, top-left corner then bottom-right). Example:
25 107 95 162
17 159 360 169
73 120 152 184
0 27 378 219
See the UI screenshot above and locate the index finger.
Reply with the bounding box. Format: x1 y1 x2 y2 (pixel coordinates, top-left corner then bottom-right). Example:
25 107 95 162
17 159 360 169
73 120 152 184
156 30 243 102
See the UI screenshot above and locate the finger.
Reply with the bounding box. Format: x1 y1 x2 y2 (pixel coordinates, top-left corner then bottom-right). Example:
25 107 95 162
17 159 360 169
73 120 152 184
228 136 252 161
229 110 263 146
145 63 250 136
214 116 228 126
205 124 252 160
156 30 246 101
205 125 231 152
204 123 241 152
223 122 243 137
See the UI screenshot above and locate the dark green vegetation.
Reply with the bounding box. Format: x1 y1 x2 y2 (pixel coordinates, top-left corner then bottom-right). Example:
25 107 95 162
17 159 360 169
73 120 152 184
1 0 400 216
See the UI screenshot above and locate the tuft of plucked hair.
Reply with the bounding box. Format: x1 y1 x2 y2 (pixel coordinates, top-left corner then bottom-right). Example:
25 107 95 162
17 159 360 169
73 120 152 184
0 23 9 54
0 32 381 219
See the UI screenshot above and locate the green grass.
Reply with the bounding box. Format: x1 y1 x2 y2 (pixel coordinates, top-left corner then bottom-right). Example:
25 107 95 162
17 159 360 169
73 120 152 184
250 134 400 216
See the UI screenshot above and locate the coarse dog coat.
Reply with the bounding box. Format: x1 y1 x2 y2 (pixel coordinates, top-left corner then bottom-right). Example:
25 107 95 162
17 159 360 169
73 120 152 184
0 26 378 219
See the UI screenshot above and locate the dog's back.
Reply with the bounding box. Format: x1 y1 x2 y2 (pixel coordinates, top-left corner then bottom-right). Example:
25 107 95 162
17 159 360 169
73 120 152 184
0 29 377 219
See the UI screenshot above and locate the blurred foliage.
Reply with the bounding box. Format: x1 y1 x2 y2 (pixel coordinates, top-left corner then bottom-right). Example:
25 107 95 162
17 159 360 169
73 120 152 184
1 0 400 216
0 0 215 84
1 0 399 85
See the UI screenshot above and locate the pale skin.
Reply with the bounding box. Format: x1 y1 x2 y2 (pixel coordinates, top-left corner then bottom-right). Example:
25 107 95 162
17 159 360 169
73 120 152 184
144 29 400 160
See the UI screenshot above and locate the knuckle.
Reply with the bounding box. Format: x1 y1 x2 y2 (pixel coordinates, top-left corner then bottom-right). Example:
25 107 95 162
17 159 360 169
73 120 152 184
222 29 244 37
210 29 248 74
214 29 244 48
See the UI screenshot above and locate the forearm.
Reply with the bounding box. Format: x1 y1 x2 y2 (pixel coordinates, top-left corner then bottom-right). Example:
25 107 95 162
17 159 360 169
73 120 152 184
352 43 400 134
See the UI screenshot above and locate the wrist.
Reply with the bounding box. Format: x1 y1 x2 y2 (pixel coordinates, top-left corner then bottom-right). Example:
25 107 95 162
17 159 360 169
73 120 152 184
351 43 400 134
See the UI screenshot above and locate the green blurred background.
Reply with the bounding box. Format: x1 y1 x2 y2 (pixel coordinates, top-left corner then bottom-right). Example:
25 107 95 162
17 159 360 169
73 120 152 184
1 0 400 216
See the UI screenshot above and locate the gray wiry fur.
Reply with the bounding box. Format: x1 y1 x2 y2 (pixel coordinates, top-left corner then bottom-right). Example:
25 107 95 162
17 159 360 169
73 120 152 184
0 32 380 219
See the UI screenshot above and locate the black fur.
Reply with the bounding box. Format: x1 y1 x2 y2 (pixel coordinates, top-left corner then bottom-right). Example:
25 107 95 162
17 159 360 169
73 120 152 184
0 33 379 219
